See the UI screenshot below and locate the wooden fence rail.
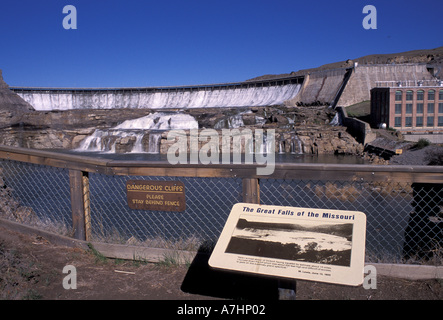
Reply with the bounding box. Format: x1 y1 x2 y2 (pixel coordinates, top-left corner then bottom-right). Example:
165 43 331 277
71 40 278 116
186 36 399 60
0 145 442 242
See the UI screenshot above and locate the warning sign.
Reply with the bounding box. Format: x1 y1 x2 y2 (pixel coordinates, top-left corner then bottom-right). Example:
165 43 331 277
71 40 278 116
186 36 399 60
126 180 186 212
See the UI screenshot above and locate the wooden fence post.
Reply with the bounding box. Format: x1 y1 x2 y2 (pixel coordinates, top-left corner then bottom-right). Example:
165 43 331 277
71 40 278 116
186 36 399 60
82 172 91 241
242 178 260 204
69 169 89 241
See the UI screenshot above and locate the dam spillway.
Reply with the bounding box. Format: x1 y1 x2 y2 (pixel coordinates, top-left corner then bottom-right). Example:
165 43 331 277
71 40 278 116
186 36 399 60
11 77 303 111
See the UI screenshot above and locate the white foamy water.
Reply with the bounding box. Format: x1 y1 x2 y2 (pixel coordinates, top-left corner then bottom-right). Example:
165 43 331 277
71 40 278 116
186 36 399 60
17 84 301 110
115 112 199 130
232 228 352 252
214 110 267 129
76 112 198 153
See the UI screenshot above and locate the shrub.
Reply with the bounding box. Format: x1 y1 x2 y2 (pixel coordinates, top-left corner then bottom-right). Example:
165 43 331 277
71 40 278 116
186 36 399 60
414 138 431 149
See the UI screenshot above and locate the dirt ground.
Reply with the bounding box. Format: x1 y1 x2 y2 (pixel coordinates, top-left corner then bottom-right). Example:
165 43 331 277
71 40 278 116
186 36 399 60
1 224 442 303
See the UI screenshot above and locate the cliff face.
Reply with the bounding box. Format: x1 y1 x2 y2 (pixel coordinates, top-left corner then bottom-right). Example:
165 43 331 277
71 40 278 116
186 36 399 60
0 70 8 88
0 70 35 128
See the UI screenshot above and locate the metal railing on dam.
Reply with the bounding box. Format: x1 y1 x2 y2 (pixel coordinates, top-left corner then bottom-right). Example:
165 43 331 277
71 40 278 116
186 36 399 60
0 145 442 264
10 75 304 92
10 76 305 111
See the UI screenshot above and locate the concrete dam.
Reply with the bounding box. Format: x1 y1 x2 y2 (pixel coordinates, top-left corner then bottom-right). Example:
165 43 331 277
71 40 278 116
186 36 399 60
9 63 437 111
11 77 304 111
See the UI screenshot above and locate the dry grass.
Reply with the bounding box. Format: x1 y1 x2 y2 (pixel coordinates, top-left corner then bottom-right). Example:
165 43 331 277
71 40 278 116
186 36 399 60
0 240 41 300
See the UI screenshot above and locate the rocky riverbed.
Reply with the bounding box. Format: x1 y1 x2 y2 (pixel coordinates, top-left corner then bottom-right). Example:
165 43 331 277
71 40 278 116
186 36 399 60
0 106 365 156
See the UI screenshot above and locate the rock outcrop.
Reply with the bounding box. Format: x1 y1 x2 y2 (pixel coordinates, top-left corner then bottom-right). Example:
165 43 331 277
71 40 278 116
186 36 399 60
0 103 364 155
0 70 35 129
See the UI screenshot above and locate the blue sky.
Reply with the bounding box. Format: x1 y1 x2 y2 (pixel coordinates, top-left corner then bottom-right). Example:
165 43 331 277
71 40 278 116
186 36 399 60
1 0 442 87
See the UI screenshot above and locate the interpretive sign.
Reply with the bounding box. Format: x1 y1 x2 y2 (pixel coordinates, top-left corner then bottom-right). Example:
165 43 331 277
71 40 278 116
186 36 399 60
209 203 366 286
126 180 186 212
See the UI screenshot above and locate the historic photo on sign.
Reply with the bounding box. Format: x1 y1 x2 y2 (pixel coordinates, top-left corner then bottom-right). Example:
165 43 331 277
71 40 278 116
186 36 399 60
226 217 353 266
209 203 366 286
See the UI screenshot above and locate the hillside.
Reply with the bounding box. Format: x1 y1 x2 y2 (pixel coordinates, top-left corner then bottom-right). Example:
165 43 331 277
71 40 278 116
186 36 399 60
249 46 443 80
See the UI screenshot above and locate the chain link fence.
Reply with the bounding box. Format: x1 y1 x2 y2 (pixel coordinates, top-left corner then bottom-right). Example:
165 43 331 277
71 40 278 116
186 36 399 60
260 179 443 262
0 160 73 235
0 156 442 264
88 173 242 249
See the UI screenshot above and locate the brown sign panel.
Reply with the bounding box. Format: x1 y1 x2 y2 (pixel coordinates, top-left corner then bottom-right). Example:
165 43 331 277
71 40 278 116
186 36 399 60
126 180 186 212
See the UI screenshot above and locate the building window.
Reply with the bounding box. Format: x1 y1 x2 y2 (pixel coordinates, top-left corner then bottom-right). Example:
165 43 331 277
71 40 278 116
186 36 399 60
405 117 412 127
395 90 402 101
416 103 424 114
428 90 435 101
439 102 443 113
428 103 435 114
395 104 402 114
406 103 413 114
406 90 413 101
439 90 443 101
394 117 402 127
439 116 443 127
416 116 423 127
417 90 424 101
427 116 434 127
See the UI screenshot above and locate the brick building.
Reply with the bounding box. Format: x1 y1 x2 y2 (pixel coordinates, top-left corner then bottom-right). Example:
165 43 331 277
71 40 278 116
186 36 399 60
370 80 443 142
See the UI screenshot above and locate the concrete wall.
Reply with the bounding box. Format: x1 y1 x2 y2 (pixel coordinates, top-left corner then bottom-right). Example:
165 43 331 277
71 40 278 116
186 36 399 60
338 64 436 107
285 63 434 108
336 106 376 145
402 133 443 144
286 68 349 106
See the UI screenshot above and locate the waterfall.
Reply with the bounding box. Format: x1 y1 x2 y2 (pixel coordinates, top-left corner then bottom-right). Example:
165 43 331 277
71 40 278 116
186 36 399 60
16 83 302 111
146 132 162 154
278 134 286 154
329 112 341 126
290 134 303 154
255 131 274 154
76 129 145 153
214 110 266 129
115 112 198 130
76 112 198 153
130 132 146 153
